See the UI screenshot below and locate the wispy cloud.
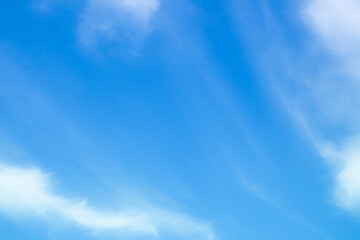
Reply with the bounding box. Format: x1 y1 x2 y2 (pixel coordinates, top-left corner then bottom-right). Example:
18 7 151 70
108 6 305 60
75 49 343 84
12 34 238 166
235 169 275 206
0 163 215 239
230 0 360 217
31 0 67 12
318 136 360 211
77 0 159 49
235 168 332 239
304 0 360 61
31 0 160 50
304 0 360 212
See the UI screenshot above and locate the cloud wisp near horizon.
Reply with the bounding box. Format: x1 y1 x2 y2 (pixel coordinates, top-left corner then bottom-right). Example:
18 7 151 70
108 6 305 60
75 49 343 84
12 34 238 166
0 162 215 239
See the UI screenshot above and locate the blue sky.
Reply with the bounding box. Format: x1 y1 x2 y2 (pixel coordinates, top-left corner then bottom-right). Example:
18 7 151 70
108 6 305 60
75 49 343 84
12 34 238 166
1 0 360 239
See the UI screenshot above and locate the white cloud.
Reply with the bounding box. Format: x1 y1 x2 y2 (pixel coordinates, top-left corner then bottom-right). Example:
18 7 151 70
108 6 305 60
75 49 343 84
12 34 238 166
304 0 360 213
304 0 360 74
318 137 360 211
305 0 360 51
31 0 160 49
77 0 159 49
118 0 160 22
0 163 214 239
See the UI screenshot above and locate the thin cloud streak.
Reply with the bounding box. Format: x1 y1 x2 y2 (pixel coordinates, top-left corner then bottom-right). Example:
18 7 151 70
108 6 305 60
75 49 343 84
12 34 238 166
235 169 275 206
235 168 332 240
